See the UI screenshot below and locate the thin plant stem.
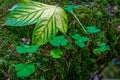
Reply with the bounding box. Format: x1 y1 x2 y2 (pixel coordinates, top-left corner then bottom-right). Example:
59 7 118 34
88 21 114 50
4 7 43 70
71 11 88 34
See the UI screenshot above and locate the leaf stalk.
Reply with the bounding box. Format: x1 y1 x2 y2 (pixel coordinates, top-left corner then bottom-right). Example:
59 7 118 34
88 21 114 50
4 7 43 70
71 11 88 34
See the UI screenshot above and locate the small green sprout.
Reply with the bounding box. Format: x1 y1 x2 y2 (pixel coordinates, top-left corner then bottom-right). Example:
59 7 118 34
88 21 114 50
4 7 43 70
72 34 89 48
64 5 79 12
49 36 68 47
93 43 110 54
16 44 39 54
50 49 63 58
15 63 35 78
86 26 100 33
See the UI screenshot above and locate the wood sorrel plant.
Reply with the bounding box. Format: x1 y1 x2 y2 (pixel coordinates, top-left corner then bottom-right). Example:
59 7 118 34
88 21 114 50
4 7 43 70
72 34 89 48
16 44 39 54
49 36 68 58
15 63 35 78
93 43 110 54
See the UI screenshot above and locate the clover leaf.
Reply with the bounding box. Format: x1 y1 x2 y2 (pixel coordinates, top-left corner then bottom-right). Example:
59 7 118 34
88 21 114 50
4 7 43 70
75 40 86 48
72 34 89 42
93 43 110 54
64 5 79 12
15 63 35 78
72 34 81 40
86 26 100 33
98 43 110 51
49 36 68 47
72 34 89 48
50 49 63 58
16 44 39 54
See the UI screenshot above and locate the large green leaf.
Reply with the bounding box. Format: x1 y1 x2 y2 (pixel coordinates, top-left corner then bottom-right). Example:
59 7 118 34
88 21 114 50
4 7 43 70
4 1 53 26
32 5 68 45
4 1 68 45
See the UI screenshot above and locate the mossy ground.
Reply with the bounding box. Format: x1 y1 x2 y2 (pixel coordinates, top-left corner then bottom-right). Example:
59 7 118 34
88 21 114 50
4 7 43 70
0 0 120 80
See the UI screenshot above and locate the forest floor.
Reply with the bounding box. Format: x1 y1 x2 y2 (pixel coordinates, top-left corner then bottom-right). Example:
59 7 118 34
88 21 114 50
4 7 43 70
0 0 120 80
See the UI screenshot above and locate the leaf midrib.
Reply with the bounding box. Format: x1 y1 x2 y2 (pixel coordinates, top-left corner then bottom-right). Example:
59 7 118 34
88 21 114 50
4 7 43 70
32 7 58 45
34 7 58 36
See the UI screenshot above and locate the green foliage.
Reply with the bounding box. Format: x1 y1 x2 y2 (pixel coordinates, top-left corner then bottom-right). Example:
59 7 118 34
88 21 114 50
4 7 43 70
72 34 89 42
16 44 39 54
75 40 86 48
72 34 89 48
1 0 120 79
15 63 35 78
49 36 68 47
64 5 79 12
4 1 68 46
50 49 63 58
93 43 110 54
21 0 30 3
86 26 101 33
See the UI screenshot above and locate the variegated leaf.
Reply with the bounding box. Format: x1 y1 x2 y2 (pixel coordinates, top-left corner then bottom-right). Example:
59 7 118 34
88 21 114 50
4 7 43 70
4 1 53 26
32 6 68 45
4 1 68 45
